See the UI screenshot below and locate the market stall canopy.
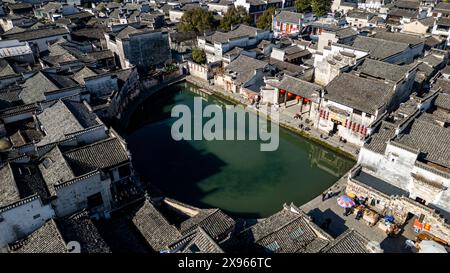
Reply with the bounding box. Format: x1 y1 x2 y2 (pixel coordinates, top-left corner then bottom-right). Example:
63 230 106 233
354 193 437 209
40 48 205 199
419 240 447 253
337 195 356 208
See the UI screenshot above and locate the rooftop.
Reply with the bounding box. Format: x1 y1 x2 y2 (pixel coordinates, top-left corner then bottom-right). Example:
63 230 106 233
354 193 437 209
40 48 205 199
353 169 410 197
324 73 393 114
351 35 409 60
355 58 414 83
64 137 129 176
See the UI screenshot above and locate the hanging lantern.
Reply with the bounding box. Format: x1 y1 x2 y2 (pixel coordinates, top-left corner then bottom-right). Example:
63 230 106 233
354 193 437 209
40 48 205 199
279 89 286 94
287 92 294 97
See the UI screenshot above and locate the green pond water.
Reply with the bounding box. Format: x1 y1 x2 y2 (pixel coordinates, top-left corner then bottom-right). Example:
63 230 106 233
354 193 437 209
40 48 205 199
127 82 354 218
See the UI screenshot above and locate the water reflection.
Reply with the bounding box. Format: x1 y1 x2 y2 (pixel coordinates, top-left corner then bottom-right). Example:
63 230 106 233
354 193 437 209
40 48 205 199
127 82 355 218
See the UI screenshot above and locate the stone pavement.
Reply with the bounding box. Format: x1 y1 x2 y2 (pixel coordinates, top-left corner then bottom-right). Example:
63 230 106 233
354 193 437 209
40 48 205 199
300 173 413 253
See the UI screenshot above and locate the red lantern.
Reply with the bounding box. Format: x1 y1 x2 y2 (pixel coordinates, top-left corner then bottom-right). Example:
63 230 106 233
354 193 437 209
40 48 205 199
287 92 294 97
279 89 286 94
304 98 309 103
296 96 301 100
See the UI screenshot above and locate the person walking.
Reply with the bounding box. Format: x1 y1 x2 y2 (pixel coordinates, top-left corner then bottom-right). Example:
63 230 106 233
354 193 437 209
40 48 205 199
322 192 327 201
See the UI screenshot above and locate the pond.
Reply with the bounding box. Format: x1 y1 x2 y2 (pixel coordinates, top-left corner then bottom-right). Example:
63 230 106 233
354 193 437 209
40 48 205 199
127 82 354 218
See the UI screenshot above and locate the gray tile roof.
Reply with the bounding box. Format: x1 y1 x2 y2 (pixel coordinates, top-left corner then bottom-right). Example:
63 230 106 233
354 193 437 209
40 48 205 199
322 229 371 253
356 58 413 83
131 200 182 252
203 24 264 44
267 75 322 102
180 208 235 241
10 162 52 202
364 121 396 154
167 227 224 253
72 67 98 84
2 27 69 42
39 146 75 196
395 114 450 168
372 31 424 46
57 210 111 253
19 71 59 104
353 169 409 197
434 2 450 13
324 73 393 114
225 55 268 86
351 35 409 61
64 137 129 176
388 8 418 19
335 27 358 39
231 207 330 253
37 100 85 146
0 163 21 207
435 92 450 110
9 220 67 253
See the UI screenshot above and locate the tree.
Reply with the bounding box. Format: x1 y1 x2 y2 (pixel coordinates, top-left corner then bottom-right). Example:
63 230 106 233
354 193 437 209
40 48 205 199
220 6 251 31
192 48 206 64
311 0 331 17
179 7 215 33
295 0 311 13
256 7 276 30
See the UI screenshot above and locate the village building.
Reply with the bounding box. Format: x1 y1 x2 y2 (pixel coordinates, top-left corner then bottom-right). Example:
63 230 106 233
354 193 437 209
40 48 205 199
332 0 358 14
350 33 422 64
7 210 110 253
223 203 378 253
431 17 450 46
1 27 71 54
197 24 272 63
315 26 358 52
346 9 377 29
272 10 314 38
208 0 234 14
132 198 235 253
262 74 322 119
214 54 271 98
314 42 369 86
349 93 450 243
402 16 435 35
317 59 417 146
104 25 171 72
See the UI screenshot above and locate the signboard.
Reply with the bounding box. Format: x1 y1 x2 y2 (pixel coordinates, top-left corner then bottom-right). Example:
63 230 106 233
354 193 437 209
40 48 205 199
330 112 346 124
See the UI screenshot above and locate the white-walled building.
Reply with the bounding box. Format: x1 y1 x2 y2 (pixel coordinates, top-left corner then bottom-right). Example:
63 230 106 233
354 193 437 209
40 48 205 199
197 24 272 63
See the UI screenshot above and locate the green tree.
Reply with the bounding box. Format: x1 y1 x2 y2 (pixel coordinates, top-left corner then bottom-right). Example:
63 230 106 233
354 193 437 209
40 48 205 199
220 6 251 31
179 7 215 33
192 48 206 64
311 0 331 17
256 7 276 30
295 0 311 13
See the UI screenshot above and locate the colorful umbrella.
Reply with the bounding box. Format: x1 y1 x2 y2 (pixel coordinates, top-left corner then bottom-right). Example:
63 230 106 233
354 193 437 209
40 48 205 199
337 195 355 208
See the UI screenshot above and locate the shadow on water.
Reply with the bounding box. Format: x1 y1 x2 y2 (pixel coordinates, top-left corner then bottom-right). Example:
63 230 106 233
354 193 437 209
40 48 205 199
125 82 355 218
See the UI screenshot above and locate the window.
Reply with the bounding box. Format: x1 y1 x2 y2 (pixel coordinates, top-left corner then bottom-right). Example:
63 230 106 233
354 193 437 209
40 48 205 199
289 228 304 240
87 192 104 208
353 109 363 116
264 241 280 253
42 158 53 169
189 244 201 253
